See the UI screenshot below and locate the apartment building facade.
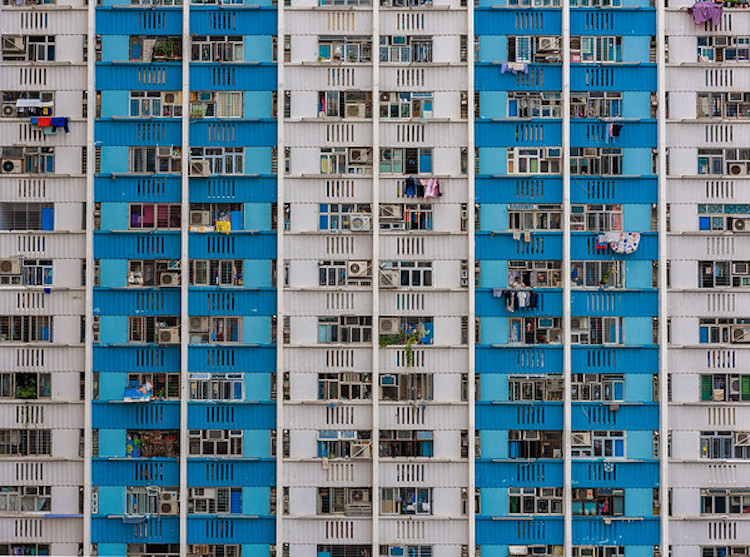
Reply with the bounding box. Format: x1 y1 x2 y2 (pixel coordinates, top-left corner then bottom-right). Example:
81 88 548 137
4 0 750 555
666 1 750 556
0 0 88 554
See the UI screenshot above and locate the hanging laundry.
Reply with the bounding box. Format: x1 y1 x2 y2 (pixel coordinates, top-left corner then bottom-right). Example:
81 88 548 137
597 232 641 254
500 62 529 75
404 176 417 197
36 117 52 127
417 179 427 198
500 289 539 312
492 288 503 298
424 178 439 199
688 2 723 25
611 123 622 137
50 116 69 133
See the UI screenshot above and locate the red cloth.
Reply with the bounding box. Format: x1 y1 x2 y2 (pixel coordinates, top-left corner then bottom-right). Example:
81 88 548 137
36 117 52 127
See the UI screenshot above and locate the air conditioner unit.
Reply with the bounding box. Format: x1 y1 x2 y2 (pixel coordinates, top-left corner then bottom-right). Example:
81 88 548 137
191 545 211 556
730 378 741 395
729 163 746 176
379 317 401 334
91 491 99 515
572 432 591 445
508 548 529 557
156 146 172 158
0 259 21 275
732 218 750 232
197 92 213 102
191 210 211 226
538 36 560 51
380 374 397 386
729 92 745 102
345 104 365 119
190 316 209 331
347 260 368 278
735 432 750 446
159 272 180 287
583 148 598 156
380 269 399 288
571 317 585 330
380 204 403 219
348 489 370 503
350 442 371 458
350 214 372 231
349 149 369 163
189 160 211 177
2 36 25 53
732 325 750 343
1 103 16 117
163 92 182 105
207 431 223 440
1 159 23 174
160 500 179 515
525 430 540 440
380 92 391 102
158 327 180 344
733 262 750 275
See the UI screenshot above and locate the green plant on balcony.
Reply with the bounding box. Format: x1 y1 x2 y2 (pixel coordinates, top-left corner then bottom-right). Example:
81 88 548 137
15 380 37 400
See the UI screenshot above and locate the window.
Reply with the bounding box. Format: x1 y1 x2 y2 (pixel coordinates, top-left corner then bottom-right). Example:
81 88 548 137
572 549 624 557
509 0 560 5
379 36 432 63
0 147 54 175
129 147 181 174
129 36 181 61
128 204 181 230
699 317 750 344
571 430 625 458
571 374 624 401
318 316 373 343
572 261 623 288
508 204 562 231
701 488 750 514
126 544 180 557
701 549 750 557
508 317 562 345
128 316 179 343
317 488 372 515
572 488 624 516
571 92 622 118
188 430 242 456
507 92 562 118
570 317 622 345
700 431 750 459
189 373 243 401
507 147 561 174
126 430 179 458
318 547 374 557
127 260 181 287
699 149 750 176
183 547 241 557
319 260 372 286
2 35 54 62
380 430 433 457
380 148 432 174
698 204 750 231
380 548 433 557
190 260 243 286
0 545 51 556
379 92 433 119
697 92 750 119
0 316 53 342
318 36 372 63
509 375 564 402
379 317 434 346
508 487 563 514
188 317 241 344
21 259 53 286
317 430 372 458
699 260 750 288
572 36 622 63
509 430 562 459
191 36 243 62
126 373 179 400
1 90 54 117
698 36 750 62
569 149 623 176
188 487 242 514
318 372 372 400
380 373 433 401
124 487 160 516
0 429 51 456
318 204 372 231
0 203 53 231
0 486 51 512
319 91 372 118
190 91 243 118
508 260 562 288
190 147 244 175
380 261 433 287
129 91 163 117
507 35 562 63
380 487 432 515
321 147 373 175
700 374 750 402
0 372 51 399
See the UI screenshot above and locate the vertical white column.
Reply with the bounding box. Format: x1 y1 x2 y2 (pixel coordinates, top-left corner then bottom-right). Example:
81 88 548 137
179 1 191 555
656 0 669 553
275 0 286 553
467 0 477 554
84 0 96 552
371 1 381 553
561 0 572 555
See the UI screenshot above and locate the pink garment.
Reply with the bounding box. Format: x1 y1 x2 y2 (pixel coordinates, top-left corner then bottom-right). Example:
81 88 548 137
424 178 439 199
689 2 723 25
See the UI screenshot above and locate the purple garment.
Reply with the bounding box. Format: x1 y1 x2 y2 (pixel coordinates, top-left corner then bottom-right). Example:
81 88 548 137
689 2 723 25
